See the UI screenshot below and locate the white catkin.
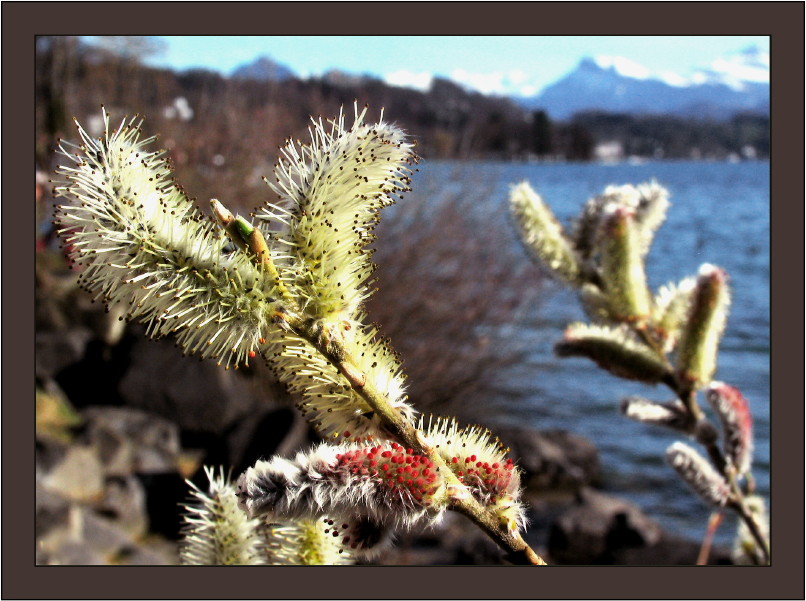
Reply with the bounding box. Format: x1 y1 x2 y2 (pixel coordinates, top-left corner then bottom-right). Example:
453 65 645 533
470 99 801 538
256 103 418 322
666 442 730 507
236 442 448 532
53 109 287 369
179 467 266 565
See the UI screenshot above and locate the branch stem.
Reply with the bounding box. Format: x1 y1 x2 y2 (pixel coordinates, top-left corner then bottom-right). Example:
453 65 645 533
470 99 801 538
290 317 547 565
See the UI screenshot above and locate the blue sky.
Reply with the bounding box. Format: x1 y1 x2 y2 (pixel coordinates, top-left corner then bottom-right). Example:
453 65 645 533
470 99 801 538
138 36 770 96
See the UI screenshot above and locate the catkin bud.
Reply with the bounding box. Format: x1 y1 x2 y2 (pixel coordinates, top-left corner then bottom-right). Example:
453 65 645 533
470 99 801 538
675 264 731 387
510 181 581 285
598 205 651 322
556 323 671 384
707 382 753 475
620 396 690 431
652 277 697 352
666 442 730 507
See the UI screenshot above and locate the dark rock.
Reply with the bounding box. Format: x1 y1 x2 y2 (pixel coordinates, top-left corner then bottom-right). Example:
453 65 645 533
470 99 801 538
35 328 93 380
117 336 266 433
97 476 148 537
547 487 732 565
35 485 71 539
371 513 508 566
82 406 181 475
135 471 189 540
496 426 601 493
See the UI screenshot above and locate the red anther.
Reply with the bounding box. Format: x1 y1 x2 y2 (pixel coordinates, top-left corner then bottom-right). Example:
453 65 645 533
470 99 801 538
485 467 493 474
391 443 401 450
397 475 404 483
476 462 482 467
403 466 411 473
343 431 351 438
381 464 389 471
396 467 404 474
457 470 463 476
248 350 256 358
420 457 429 465
411 470 419 477
492 463 499 469
382 451 391 458
470 455 477 461
258 337 266 344
369 460 377 467
451 457 459 463
406 448 413 454
465 457 472 463
416 478 425 487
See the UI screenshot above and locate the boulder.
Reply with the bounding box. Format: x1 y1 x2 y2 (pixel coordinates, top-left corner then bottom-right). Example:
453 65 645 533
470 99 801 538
547 487 732 565
495 426 601 493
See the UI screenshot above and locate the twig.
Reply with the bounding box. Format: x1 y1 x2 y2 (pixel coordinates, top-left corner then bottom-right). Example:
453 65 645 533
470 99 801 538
286 314 548 565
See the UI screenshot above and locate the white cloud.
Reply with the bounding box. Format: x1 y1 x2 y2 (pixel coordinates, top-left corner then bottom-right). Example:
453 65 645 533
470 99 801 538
383 70 433 91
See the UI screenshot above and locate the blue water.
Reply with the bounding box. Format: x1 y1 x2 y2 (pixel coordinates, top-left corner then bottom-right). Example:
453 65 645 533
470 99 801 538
405 159 770 547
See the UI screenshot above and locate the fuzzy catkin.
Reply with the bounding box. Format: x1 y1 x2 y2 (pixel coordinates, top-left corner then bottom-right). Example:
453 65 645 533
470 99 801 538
180 467 266 565
509 181 581 285
256 104 418 322
707 382 753 475
666 442 730 507
264 319 414 442
263 517 354 565
420 415 526 533
53 109 287 369
236 442 448 532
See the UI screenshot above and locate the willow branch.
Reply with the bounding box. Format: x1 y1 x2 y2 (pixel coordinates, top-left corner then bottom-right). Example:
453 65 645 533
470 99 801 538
283 315 547 565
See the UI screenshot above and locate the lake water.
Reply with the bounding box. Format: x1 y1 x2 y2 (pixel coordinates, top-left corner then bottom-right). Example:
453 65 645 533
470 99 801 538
407 159 770 547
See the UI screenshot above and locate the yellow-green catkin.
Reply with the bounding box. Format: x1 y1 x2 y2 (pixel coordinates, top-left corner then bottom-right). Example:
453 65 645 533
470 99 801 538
675 264 730 387
598 205 652 323
510 181 581 285
264 518 353 565
651 277 697 352
556 323 670 384
180 467 266 565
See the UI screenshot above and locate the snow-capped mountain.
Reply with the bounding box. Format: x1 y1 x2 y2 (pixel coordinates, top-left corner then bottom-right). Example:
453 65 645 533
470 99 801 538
521 47 769 120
